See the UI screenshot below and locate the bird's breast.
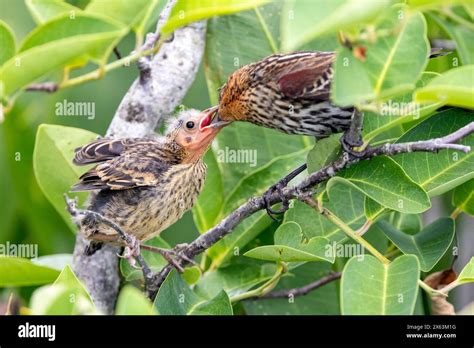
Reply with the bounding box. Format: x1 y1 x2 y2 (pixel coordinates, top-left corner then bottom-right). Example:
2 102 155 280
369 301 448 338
245 85 354 138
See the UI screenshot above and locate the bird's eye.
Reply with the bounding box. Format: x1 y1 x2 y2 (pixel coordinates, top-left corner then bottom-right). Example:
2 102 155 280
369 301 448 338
186 121 195 129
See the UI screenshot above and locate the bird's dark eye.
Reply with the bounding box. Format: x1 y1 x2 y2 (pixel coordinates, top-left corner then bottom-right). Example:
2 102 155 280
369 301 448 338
186 121 195 129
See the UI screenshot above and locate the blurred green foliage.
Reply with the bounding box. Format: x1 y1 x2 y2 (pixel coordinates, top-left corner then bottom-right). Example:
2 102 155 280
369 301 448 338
0 0 473 315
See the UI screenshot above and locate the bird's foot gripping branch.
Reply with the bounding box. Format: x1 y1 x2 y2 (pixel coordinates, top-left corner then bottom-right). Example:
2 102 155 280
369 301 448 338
64 194 195 298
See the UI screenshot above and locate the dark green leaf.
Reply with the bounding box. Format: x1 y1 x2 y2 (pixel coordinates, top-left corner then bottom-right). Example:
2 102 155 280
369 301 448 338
379 218 455 271
341 255 420 314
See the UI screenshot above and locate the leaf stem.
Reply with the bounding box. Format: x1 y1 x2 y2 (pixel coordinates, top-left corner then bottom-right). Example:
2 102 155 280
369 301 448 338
301 195 390 264
254 7 278 54
59 43 163 89
450 207 462 219
299 194 446 297
230 262 285 303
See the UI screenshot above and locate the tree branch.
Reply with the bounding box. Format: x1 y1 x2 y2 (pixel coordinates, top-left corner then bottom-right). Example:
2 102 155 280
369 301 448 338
150 121 474 297
71 2 206 313
252 272 342 300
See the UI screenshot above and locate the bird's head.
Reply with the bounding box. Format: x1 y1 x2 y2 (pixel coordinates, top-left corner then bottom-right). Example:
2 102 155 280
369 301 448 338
211 65 254 125
166 108 227 163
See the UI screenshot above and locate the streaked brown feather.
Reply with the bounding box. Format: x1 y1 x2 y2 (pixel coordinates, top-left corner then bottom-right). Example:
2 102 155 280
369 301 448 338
272 52 334 101
72 138 182 191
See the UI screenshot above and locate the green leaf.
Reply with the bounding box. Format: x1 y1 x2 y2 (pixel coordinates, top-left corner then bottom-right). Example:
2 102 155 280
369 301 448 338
408 0 471 10
0 20 16 66
32 253 72 271
120 237 171 281
154 270 233 315
285 184 366 243
280 0 389 51
307 135 340 173
132 0 163 38
429 13 473 65
188 290 233 315
244 222 335 263
30 284 98 314
54 265 91 298
205 1 282 103
116 285 157 315
414 65 474 109
362 72 441 143
394 108 474 196
182 266 202 286
341 255 420 314
452 179 474 216
328 156 431 213
457 257 474 285
30 265 97 315
161 0 272 35
0 14 126 97
332 5 429 106
388 212 422 235
33 124 98 231
26 0 79 24
86 0 158 36
194 262 276 299
364 197 385 220
379 218 455 271
0 256 60 286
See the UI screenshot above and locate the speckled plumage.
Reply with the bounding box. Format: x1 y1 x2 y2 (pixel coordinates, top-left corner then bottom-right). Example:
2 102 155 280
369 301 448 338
217 51 354 138
71 110 220 253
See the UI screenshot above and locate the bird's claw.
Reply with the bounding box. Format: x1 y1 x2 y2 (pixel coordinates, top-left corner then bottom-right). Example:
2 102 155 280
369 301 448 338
118 235 142 269
263 182 290 221
340 132 369 158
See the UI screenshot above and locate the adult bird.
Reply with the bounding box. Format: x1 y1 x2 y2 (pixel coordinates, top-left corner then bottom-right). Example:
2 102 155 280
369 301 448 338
208 50 447 217
70 109 223 268
207 51 356 217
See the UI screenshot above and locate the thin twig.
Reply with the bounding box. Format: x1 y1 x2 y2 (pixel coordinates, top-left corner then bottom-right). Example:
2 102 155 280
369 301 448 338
137 0 178 78
25 82 59 93
150 122 474 296
254 272 342 300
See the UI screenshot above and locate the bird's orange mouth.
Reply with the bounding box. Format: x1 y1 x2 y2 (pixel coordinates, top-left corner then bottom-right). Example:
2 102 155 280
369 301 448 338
199 106 230 131
199 106 219 130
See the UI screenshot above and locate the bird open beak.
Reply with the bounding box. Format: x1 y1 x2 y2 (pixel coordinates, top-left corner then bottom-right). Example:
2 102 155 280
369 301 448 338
199 106 230 131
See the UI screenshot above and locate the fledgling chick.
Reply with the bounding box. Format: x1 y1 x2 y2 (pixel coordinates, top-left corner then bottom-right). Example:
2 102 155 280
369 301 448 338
71 109 223 257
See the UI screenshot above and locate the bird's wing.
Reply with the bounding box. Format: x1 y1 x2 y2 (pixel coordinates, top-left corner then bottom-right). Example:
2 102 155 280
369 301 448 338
72 139 174 191
272 52 335 102
73 138 131 165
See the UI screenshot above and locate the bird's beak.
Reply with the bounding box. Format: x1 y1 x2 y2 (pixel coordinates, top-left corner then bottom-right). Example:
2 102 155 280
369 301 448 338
199 106 230 131
192 106 227 148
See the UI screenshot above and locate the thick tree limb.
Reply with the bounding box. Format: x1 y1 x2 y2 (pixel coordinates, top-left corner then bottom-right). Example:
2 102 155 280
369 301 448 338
71 12 206 312
150 121 474 297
